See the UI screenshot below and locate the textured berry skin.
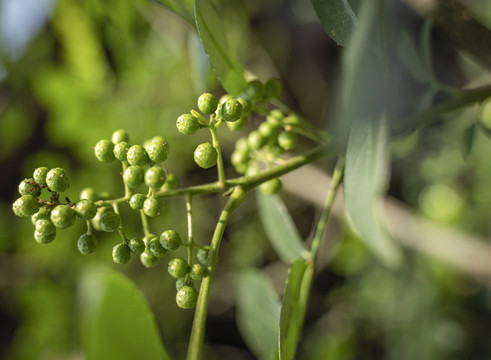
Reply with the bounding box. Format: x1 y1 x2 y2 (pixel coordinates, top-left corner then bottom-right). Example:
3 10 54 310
162 173 178 190
13 195 40 217
129 194 146 210
176 114 200 135
127 145 149 166
260 178 283 195
190 263 208 280
80 187 98 202
128 237 145 255
31 208 49 225
34 229 56 244
264 78 282 99
75 200 97 220
226 116 248 131
140 252 159 268
247 131 266 150
77 233 97 255
46 168 70 193
35 219 56 244
123 165 145 188
168 258 190 279
111 129 129 144
112 243 131 264
113 141 130 161
50 205 76 229
194 142 217 169
145 139 168 163
197 249 209 265
91 207 112 231
197 92 218 114
244 79 264 103
176 277 193 291
143 197 162 217
33 167 49 185
148 236 168 257
145 166 167 189
176 285 198 309
221 99 243 122
99 211 121 232
18 178 41 197
278 131 298 150
94 140 116 163
159 230 182 251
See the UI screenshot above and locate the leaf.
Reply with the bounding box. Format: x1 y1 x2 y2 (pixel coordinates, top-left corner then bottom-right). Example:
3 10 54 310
344 116 403 268
278 259 314 360
78 267 170 360
155 0 194 24
310 0 358 47
397 30 431 84
257 192 306 263
194 0 247 95
477 121 491 138
236 268 281 359
461 123 476 160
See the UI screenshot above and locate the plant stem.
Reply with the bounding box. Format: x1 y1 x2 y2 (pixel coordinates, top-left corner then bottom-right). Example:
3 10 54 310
140 210 151 236
186 194 194 265
209 125 226 188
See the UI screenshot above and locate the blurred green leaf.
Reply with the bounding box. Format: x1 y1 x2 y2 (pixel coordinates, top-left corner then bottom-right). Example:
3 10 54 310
236 268 281 359
194 0 247 95
278 259 314 360
310 0 358 47
78 267 170 360
461 123 476 160
257 193 306 263
397 30 431 84
155 0 195 25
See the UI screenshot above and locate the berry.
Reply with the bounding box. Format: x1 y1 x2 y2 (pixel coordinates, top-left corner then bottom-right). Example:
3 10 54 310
91 207 112 231
46 168 70 193
176 114 200 135
97 191 112 200
13 195 40 217
127 145 149 166
143 197 162 217
140 252 159 268
258 122 275 139
247 131 266 150
99 211 121 232
50 205 76 229
244 79 264 103
168 258 190 279
190 263 208 280
33 167 49 185
231 150 249 174
111 129 129 144
197 93 218 114
34 229 56 244
194 142 217 169
145 139 168 163
145 166 167 189
259 178 283 195
278 131 298 150
237 98 251 115
128 237 145 255
162 173 178 190
113 141 130 161
80 187 97 202
112 243 131 264
221 99 243 122
197 249 209 265
176 277 193 291
31 208 49 225
123 165 145 188
129 194 146 210
267 112 284 128
284 114 301 126
77 233 97 255
226 116 248 131
176 285 198 309
148 236 168 257
235 137 249 152
94 140 116 163
75 200 97 220
264 78 282 99
18 178 41 197
159 230 182 251
35 218 55 234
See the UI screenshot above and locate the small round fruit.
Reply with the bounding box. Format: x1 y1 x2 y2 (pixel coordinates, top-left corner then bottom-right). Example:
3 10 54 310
77 233 97 255
18 178 41 197
197 92 218 114
129 194 146 210
176 114 200 135
31 208 49 225
145 139 168 163
127 145 149 166
231 150 249 173
284 114 301 126
197 249 209 265
35 218 56 235
143 197 162 217
80 187 97 202
113 141 130 161
46 168 70 193
221 99 243 122
13 195 40 217
75 200 97 220
259 178 283 195
159 230 182 251
145 166 166 189
176 277 193 291
33 167 49 185
176 285 198 309
162 173 178 190
34 229 56 244
247 131 266 150
148 236 167 257
112 243 131 264
91 207 112 232
278 131 298 150
190 263 208 280
168 258 190 279
226 116 248 131
128 237 145 255
264 78 282 99
50 205 76 229
140 252 159 268
244 79 264 103
99 211 121 232
111 129 129 144
266 112 283 128
258 122 275 139
194 142 217 169
94 140 116 163
123 165 145 188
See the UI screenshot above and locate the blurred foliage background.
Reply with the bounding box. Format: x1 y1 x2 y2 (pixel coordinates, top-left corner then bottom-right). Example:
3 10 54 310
2 0 491 359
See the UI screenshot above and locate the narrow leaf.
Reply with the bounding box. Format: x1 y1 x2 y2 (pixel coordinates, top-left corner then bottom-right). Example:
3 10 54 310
461 123 476 160
397 30 431 84
310 0 358 47
194 0 247 95
155 0 194 25
236 268 281 359
257 192 306 263
78 267 170 360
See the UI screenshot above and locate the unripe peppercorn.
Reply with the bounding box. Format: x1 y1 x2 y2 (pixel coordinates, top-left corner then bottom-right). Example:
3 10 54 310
176 285 198 309
46 167 70 193
99 211 121 232
244 79 264 103
129 193 146 210
148 236 167 257
197 92 218 114
80 187 97 202
145 166 167 189
190 263 208 280
145 139 168 163
18 178 41 197
123 165 145 188
111 129 129 144
35 219 56 237
13 195 40 217
264 78 282 99
176 114 200 135
159 230 182 251
127 145 149 166
143 197 162 217
247 131 266 150
194 142 217 169
260 178 283 195
91 207 112 232
77 233 97 255
176 277 193 291
258 122 275 139
140 252 159 268
221 99 243 122
226 116 248 131
128 237 145 255
31 208 49 225
162 173 178 191
112 243 131 264
94 140 116 163
168 258 190 279
113 141 130 161
50 204 76 229
34 229 56 245
33 167 49 185
75 199 97 220
278 131 298 150
197 249 209 265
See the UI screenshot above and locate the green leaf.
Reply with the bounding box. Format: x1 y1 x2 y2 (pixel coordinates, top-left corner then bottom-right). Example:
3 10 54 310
257 192 306 263
78 267 170 360
397 30 431 84
461 123 476 160
278 259 314 360
344 116 402 268
310 0 358 47
155 0 194 24
194 0 247 95
236 268 281 359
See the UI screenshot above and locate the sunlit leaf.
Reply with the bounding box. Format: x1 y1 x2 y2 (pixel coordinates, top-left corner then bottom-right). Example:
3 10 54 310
461 123 476 160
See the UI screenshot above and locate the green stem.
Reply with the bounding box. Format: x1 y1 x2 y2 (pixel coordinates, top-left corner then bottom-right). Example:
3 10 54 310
209 125 226 188
186 194 194 265
140 210 151 236
186 187 245 360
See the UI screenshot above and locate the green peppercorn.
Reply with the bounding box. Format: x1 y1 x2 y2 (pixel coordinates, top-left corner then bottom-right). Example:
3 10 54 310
197 249 209 265
77 233 97 255
140 252 159 268
284 114 301 126
50 204 76 229
129 193 146 210
75 200 97 220
46 167 70 193
226 116 248 131
13 195 40 217
247 131 266 150
145 139 168 163
148 236 167 257
258 122 275 139
99 211 121 232
143 197 162 217
176 285 198 309
267 111 284 128
113 141 130 161
112 243 131 264
18 178 41 197
190 263 208 280
94 140 116 163
34 229 56 245
264 78 282 99
127 145 149 166
162 173 178 191
221 99 243 122
176 114 200 135
176 277 193 291
31 207 49 225
259 178 283 195
33 167 49 185
235 137 249 152
128 237 145 255
80 187 97 202
91 207 112 232
111 129 130 144
159 230 182 251
194 142 217 169
278 131 298 150
123 165 145 188
145 166 167 189
197 92 218 114
243 79 264 103
168 258 190 279
231 150 249 170
35 219 56 244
